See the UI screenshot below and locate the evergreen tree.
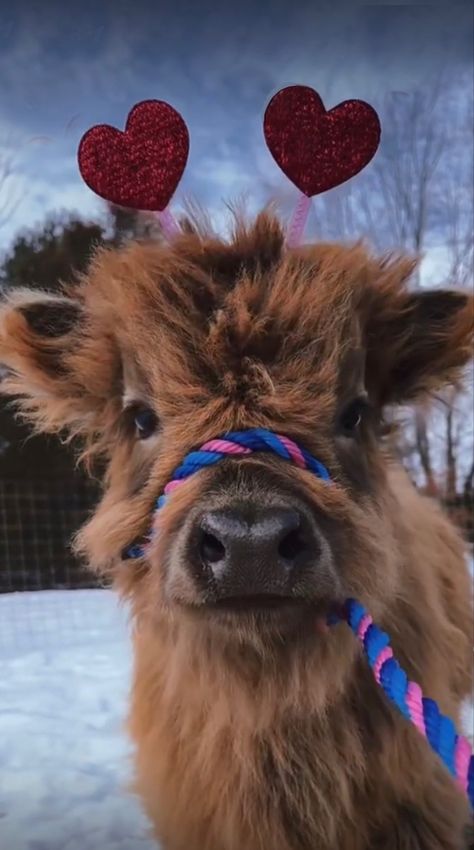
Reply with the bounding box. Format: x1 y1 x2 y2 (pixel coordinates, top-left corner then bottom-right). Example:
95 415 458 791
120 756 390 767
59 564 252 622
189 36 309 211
0 215 107 293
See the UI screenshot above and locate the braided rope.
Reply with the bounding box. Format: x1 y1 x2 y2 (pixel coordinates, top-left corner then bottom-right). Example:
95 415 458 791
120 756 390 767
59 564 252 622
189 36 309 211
123 427 473 807
125 428 330 558
330 601 474 807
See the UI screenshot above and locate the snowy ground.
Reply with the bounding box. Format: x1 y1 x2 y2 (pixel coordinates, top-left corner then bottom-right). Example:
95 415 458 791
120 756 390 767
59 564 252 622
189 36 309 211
0 585 472 850
0 590 156 850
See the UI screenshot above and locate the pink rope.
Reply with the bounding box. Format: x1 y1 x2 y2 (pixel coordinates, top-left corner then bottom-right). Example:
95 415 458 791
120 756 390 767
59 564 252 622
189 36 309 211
357 613 372 641
277 434 306 468
455 735 471 793
201 440 252 455
286 193 312 248
405 681 426 737
373 646 393 683
163 441 251 496
163 479 184 495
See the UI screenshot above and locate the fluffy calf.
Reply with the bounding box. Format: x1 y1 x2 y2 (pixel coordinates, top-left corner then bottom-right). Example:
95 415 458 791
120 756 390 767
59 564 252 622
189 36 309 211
1 214 473 849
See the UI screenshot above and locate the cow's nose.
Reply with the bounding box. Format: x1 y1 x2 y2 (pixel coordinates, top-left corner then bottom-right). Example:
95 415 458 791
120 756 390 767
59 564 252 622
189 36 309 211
196 506 317 599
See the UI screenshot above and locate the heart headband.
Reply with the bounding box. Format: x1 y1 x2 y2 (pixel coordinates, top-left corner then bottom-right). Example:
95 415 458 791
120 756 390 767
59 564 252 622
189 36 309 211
77 86 381 245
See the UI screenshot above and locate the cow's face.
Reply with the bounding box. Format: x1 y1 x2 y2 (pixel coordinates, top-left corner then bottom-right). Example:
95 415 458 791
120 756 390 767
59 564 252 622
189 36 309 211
1 215 472 657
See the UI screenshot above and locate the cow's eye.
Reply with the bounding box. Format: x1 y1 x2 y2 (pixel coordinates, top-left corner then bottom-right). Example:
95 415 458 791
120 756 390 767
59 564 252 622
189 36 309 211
134 406 158 440
125 404 159 440
338 398 369 437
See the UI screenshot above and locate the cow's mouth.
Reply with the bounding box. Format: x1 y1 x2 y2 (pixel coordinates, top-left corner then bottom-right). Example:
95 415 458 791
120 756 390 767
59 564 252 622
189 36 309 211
200 595 333 636
211 594 309 613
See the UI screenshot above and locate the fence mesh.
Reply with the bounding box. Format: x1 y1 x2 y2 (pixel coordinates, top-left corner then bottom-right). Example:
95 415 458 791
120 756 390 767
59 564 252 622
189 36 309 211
0 476 101 593
0 466 472 595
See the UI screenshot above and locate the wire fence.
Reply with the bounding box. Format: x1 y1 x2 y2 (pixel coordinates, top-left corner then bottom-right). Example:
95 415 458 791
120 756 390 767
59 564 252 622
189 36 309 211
0 475 101 593
0 468 472 595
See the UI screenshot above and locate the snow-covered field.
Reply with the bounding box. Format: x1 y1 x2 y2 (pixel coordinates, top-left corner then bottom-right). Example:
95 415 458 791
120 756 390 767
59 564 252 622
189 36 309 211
0 590 156 850
0 585 472 850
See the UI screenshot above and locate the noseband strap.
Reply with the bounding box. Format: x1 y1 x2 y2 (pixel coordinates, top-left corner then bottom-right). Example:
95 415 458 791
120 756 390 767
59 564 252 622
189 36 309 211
122 427 473 807
124 428 330 560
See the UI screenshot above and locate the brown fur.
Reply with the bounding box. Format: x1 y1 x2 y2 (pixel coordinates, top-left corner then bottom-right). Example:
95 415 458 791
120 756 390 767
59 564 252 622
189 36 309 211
1 213 473 849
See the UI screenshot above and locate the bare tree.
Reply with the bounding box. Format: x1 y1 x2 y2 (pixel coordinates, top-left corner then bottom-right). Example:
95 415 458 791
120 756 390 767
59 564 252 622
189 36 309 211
371 80 472 499
316 81 450 252
436 89 473 500
373 88 445 252
443 388 460 501
464 457 474 499
0 141 22 232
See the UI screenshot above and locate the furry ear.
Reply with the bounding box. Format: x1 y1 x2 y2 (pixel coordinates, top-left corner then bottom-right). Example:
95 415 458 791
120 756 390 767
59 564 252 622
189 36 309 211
366 288 473 406
0 289 90 433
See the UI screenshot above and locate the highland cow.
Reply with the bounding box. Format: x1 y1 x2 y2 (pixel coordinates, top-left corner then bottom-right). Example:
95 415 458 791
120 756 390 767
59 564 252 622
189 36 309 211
0 213 473 850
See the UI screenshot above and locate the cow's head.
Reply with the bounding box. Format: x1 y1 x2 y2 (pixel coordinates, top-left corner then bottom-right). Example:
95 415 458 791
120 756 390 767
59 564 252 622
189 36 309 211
1 215 472 662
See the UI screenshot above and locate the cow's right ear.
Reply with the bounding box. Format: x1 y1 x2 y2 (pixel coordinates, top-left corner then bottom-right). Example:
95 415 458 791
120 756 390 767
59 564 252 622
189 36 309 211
0 288 89 433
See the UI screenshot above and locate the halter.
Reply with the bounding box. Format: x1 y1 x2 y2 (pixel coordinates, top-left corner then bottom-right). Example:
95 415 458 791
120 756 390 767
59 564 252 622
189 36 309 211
124 427 473 807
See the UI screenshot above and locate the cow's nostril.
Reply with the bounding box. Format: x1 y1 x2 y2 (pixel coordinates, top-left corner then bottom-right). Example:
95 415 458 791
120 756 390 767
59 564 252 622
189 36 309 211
199 531 226 564
278 528 308 562
193 506 323 599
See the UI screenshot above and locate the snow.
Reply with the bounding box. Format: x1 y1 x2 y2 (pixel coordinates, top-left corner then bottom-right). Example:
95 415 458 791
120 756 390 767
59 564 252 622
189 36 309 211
0 583 472 850
0 590 156 850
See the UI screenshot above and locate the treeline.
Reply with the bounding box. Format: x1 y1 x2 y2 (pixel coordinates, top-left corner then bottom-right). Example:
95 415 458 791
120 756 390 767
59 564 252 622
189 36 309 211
0 204 161 293
0 204 162 478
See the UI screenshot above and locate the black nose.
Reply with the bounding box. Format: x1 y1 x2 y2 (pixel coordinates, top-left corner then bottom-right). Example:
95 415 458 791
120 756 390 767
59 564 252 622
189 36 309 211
196 506 318 600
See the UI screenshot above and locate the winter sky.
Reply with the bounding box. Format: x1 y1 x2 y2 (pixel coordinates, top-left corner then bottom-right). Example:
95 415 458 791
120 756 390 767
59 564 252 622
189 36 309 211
0 1 472 254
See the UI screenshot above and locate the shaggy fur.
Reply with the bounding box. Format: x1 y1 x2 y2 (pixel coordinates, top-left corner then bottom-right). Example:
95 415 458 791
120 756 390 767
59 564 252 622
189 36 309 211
0 213 473 849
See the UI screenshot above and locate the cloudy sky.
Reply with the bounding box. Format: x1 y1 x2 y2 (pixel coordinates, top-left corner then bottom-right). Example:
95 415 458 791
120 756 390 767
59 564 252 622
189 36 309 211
0 0 472 256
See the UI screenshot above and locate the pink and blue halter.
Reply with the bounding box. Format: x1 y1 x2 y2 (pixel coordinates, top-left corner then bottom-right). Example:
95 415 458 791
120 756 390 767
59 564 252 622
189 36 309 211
124 427 473 807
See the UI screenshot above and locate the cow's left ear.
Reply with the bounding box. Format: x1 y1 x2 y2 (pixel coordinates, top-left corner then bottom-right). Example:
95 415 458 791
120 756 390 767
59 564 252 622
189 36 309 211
0 288 91 433
365 287 473 406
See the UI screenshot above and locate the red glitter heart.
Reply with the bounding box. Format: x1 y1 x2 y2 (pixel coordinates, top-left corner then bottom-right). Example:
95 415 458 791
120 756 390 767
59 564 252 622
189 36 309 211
78 100 189 211
264 86 381 197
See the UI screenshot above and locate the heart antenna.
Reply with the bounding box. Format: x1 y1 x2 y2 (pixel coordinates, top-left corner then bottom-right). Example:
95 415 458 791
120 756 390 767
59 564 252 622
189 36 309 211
77 99 190 241
263 85 381 246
